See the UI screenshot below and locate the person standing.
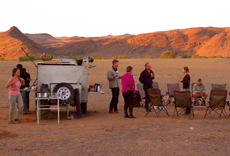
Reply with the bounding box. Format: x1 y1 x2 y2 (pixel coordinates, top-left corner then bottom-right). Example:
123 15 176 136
16 64 29 114
139 62 155 112
107 59 122 113
22 68 31 112
5 68 25 124
178 67 190 91
178 66 191 114
122 66 136 118
17 64 25 89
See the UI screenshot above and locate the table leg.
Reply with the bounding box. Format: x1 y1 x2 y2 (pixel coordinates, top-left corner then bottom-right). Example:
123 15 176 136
58 99 60 124
37 99 39 125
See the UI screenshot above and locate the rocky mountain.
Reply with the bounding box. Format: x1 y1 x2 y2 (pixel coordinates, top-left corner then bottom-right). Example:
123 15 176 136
0 26 45 59
1 26 230 60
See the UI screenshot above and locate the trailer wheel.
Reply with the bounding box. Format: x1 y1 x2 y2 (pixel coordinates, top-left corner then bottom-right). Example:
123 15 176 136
81 103 87 114
53 83 74 103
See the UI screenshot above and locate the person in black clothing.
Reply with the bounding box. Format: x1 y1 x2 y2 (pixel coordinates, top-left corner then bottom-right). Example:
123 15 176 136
139 62 155 112
16 64 30 114
22 68 31 111
17 64 25 89
178 67 191 114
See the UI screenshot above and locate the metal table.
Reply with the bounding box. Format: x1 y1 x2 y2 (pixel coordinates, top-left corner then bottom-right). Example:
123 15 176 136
35 95 60 125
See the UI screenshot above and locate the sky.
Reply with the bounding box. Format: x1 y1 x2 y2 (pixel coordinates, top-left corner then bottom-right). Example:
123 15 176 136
1 0 230 37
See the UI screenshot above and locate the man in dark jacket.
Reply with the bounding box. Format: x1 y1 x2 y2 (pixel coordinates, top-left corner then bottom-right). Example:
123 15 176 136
22 68 31 111
139 62 155 112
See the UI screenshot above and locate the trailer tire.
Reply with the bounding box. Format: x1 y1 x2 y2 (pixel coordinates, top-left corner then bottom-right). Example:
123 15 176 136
81 103 87 114
53 83 74 103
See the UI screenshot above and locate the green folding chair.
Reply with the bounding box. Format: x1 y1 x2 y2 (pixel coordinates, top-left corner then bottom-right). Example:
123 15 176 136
172 91 194 119
204 89 228 119
145 88 170 118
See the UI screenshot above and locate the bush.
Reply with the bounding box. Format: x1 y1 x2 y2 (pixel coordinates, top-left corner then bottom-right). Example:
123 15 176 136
191 55 207 59
76 57 84 60
91 56 101 60
181 54 192 58
187 55 192 58
101 57 109 60
181 54 188 58
160 51 176 59
208 55 223 58
19 55 39 61
0 56 4 60
117 56 130 59
68 56 76 59
145 55 153 59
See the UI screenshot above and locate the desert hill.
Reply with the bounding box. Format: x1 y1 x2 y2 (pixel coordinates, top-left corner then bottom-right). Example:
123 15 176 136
1 26 230 59
0 26 45 59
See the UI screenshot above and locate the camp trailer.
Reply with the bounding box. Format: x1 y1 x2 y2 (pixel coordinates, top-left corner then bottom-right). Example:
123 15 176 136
36 57 100 118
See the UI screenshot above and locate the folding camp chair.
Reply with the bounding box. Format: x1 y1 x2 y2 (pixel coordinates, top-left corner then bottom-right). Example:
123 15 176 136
145 88 169 118
166 83 180 104
204 89 228 119
172 91 194 119
191 82 204 105
211 84 226 90
137 82 169 107
152 82 159 89
137 84 146 107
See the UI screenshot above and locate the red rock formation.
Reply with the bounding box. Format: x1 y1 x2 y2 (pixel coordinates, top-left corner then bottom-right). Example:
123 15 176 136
1 26 230 59
0 26 44 59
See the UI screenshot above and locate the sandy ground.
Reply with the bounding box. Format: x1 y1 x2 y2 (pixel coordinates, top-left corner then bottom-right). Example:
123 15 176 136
1 59 230 156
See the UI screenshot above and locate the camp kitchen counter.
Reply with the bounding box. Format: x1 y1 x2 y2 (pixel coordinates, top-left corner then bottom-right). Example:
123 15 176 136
35 95 60 125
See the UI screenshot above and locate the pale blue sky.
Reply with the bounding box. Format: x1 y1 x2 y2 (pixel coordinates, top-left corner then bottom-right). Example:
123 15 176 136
1 0 229 37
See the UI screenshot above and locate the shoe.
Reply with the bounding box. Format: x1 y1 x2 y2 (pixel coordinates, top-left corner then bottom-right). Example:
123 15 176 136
14 119 22 123
124 115 129 118
114 111 119 113
109 110 114 113
9 121 15 124
194 101 199 106
129 115 136 118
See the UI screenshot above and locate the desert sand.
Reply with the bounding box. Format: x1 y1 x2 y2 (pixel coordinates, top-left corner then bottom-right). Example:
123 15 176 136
1 59 230 156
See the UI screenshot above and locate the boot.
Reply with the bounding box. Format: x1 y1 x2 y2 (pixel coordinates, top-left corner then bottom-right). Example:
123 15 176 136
129 107 136 118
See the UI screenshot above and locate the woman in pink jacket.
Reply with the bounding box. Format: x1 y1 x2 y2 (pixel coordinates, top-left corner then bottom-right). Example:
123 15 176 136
5 68 25 124
121 66 136 118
